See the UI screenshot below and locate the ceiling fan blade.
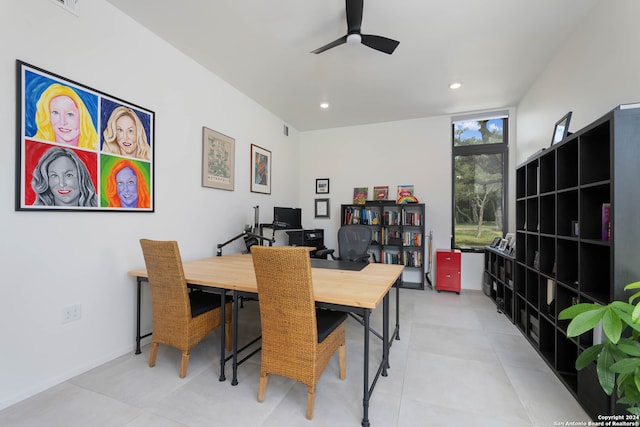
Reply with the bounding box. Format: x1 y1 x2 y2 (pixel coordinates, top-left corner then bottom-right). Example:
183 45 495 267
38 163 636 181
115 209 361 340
311 35 348 54
361 35 400 55
346 0 363 34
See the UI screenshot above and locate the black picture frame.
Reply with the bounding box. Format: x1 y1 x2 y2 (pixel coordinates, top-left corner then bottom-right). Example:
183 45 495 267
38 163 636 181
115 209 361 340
490 237 501 247
16 60 155 211
316 178 329 194
314 198 330 218
551 111 572 146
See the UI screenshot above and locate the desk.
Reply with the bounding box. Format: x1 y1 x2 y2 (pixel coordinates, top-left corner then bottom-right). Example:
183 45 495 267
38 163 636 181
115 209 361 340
129 253 403 427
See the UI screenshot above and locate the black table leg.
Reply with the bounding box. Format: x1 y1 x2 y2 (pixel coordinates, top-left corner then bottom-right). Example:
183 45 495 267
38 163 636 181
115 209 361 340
395 278 401 341
232 290 240 386
219 288 227 382
135 277 143 355
361 308 371 427
382 291 389 374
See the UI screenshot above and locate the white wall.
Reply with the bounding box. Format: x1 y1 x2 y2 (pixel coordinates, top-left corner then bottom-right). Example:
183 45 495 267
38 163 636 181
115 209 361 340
300 117 452 252
298 115 502 291
517 0 640 163
0 0 300 409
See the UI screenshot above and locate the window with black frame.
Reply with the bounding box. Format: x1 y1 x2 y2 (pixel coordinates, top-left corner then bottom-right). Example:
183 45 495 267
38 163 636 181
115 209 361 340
452 113 508 251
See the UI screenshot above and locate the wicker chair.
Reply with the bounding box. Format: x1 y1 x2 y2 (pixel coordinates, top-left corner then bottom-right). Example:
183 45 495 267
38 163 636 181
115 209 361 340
139 239 232 378
251 246 347 420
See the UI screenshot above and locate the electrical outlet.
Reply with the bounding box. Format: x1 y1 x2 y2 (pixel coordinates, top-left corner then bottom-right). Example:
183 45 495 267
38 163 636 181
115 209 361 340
62 304 82 323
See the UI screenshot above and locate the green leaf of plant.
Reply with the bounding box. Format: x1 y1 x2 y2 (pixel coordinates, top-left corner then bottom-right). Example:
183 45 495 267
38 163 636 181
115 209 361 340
618 338 640 356
566 307 607 337
629 290 640 306
611 358 640 374
597 346 616 395
559 303 603 320
633 303 640 323
625 281 640 291
603 308 623 343
618 310 640 334
611 301 634 313
635 366 640 398
626 406 640 417
576 345 603 370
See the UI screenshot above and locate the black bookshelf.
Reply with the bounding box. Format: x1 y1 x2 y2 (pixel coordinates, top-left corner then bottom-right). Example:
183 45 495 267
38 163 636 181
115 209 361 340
484 247 515 321
341 202 426 290
515 104 640 419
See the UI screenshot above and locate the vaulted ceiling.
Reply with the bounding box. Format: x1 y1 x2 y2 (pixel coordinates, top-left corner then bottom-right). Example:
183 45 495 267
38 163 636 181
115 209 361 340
107 0 599 131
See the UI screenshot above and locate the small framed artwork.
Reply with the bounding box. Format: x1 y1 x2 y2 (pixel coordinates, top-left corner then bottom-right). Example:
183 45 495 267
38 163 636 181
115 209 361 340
373 186 389 200
316 178 329 194
202 127 234 191
490 237 501 247
353 187 368 205
315 198 330 218
551 111 572 146
498 239 508 251
504 232 515 248
250 144 271 194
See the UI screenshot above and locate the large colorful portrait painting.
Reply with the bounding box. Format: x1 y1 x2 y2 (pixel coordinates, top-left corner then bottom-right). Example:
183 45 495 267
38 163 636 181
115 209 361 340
16 60 154 211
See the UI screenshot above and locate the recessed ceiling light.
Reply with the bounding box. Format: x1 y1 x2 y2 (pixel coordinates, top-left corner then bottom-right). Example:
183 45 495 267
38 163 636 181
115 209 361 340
320 102 329 109
449 82 462 90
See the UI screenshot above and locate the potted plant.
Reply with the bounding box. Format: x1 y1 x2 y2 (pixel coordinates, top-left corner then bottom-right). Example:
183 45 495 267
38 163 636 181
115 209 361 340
559 281 640 415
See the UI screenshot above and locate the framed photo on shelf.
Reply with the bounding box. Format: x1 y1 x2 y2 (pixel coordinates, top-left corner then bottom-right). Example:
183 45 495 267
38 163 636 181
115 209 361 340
202 127 234 191
504 232 515 248
498 239 508 251
490 237 502 247
316 178 329 194
250 144 271 194
353 187 368 205
314 198 330 218
373 186 389 200
551 111 572 146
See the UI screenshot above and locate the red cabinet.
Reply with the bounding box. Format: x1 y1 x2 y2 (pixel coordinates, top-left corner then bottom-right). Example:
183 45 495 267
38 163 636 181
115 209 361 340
436 250 461 294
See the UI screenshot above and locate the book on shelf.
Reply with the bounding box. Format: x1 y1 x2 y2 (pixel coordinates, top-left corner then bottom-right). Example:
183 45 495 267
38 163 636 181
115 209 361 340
533 250 540 270
546 279 555 305
373 186 389 200
353 187 368 205
403 250 422 267
402 209 423 226
383 210 401 225
602 203 611 241
402 231 423 246
343 206 380 225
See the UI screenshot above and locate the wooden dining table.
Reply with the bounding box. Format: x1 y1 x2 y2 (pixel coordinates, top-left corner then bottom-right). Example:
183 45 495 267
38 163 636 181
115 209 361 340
129 252 404 427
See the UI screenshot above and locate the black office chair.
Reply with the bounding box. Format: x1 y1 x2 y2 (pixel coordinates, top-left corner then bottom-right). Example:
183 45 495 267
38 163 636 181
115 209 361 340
316 225 383 339
316 225 375 263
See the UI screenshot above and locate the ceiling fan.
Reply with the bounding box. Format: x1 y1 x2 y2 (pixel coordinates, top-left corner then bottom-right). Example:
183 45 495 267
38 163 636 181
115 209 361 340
311 0 400 55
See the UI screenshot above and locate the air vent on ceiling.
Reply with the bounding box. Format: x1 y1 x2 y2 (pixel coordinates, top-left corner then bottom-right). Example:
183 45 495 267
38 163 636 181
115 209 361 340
50 0 80 16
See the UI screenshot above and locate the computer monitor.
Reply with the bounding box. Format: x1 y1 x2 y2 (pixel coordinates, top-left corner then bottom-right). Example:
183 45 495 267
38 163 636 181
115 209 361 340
273 207 302 229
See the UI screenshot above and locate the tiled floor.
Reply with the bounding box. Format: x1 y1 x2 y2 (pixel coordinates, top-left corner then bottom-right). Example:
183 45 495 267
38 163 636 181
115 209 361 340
0 289 590 426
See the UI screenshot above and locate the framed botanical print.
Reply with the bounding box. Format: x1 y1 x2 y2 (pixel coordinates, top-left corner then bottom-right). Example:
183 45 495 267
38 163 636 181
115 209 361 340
202 127 234 191
250 144 271 194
